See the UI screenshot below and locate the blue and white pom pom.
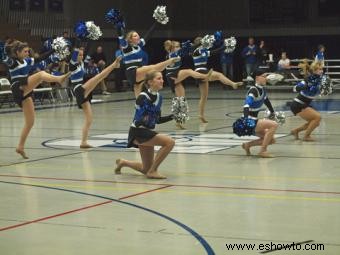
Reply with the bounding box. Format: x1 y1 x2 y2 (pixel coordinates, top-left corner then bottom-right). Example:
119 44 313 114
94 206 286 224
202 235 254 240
153 5 169 25
52 37 70 60
85 21 102 40
200 34 215 49
74 21 102 40
74 21 88 39
224 36 237 53
232 117 256 136
320 75 333 96
105 8 125 29
171 97 189 124
213 31 224 47
266 110 286 125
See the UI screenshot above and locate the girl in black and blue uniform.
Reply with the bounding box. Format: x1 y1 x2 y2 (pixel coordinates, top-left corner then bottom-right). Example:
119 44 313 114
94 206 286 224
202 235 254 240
240 69 278 158
117 25 179 97
68 45 121 148
0 40 69 159
115 71 175 179
290 61 323 141
164 40 212 95
192 37 242 123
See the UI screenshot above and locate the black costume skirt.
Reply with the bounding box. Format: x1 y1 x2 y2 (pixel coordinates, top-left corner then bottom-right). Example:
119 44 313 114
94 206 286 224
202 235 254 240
11 79 33 108
127 126 158 148
73 84 92 109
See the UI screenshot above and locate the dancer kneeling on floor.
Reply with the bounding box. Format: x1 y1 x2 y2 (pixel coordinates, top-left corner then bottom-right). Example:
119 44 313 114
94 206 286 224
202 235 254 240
115 71 175 179
239 69 278 158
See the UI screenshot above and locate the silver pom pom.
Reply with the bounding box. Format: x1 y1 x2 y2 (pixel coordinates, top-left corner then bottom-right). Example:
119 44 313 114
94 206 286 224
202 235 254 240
320 75 333 96
201 34 215 49
224 36 237 53
85 21 102 40
171 97 189 124
153 5 169 25
52 37 70 60
266 110 286 125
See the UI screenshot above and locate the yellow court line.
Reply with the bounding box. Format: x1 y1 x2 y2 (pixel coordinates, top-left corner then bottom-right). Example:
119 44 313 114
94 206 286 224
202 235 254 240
22 182 340 203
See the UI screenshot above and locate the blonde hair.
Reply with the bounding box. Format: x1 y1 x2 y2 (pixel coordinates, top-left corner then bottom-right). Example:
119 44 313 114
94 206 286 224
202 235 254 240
163 40 180 53
298 59 323 77
126 30 137 43
7 40 29 58
143 70 161 89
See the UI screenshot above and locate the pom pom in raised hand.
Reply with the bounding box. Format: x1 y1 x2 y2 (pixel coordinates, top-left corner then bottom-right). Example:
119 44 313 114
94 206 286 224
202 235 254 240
52 37 70 60
85 21 102 40
200 34 215 49
213 31 224 47
74 21 102 40
171 97 189 124
224 36 237 53
105 8 125 29
153 6 169 25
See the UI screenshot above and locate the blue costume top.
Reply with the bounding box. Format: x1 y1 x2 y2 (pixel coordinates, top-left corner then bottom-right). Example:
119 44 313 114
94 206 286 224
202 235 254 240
192 47 210 71
243 84 274 119
192 43 225 72
293 74 322 105
0 48 53 85
69 49 92 87
165 51 181 74
117 23 155 70
132 89 173 129
118 36 146 69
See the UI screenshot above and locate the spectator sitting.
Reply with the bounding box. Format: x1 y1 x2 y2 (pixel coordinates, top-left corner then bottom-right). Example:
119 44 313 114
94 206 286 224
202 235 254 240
277 52 291 79
315 44 325 67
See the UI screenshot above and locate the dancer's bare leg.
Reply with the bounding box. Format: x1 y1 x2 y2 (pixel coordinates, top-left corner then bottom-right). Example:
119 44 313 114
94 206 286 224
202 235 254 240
198 81 209 123
139 134 175 179
173 69 212 84
291 123 308 140
79 102 93 148
255 119 278 157
134 57 180 97
209 71 241 89
24 71 70 96
16 97 35 159
82 57 121 98
296 107 321 141
115 145 153 175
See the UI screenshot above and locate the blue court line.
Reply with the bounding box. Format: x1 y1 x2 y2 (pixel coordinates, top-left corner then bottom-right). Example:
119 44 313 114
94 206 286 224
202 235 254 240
0 180 215 255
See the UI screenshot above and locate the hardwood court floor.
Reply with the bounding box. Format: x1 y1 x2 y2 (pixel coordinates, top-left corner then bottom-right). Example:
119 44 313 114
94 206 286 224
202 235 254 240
1 86 339 254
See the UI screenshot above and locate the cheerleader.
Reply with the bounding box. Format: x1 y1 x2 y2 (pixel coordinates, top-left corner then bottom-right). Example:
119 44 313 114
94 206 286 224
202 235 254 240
290 61 323 141
192 37 243 123
117 26 179 97
115 71 175 179
240 69 278 158
0 40 69 159
164 40 212 128
69 45 121 148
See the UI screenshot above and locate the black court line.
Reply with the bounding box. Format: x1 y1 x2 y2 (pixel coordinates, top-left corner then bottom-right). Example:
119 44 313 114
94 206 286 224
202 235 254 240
259 240 314 253
0 151 84 167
